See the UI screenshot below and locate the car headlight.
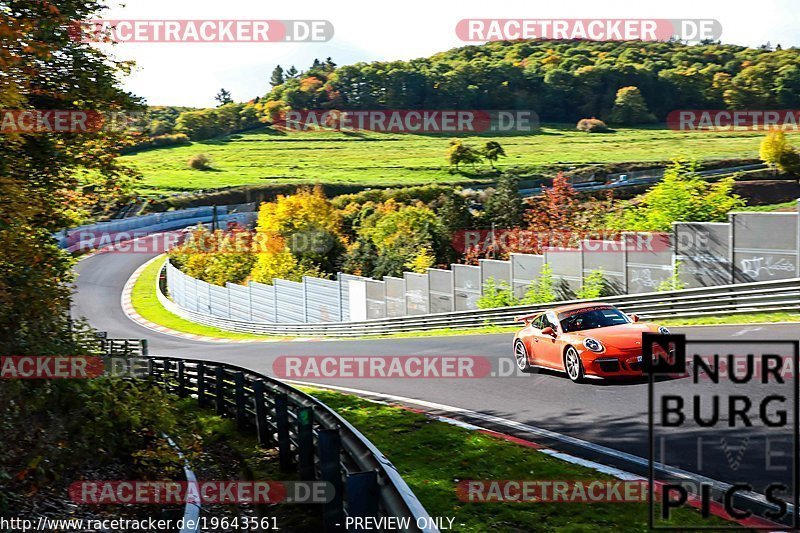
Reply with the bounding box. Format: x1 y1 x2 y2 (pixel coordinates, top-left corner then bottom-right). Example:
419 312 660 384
583 337 604 353
659 326 671 335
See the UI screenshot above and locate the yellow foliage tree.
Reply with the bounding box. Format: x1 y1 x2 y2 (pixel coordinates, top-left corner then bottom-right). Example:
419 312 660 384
251 248 301 284
404 247 436 273
256 184 342 235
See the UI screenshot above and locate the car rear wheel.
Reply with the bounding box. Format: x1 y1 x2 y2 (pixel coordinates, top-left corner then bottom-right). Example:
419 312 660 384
514 340 531 372
564 346 584 383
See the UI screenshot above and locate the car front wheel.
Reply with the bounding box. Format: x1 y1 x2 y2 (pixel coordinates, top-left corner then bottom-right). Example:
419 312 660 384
564 346 584 383
514 340 531 372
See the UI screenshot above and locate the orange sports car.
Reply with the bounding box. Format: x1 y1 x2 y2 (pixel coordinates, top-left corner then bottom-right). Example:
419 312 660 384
513 303 670 382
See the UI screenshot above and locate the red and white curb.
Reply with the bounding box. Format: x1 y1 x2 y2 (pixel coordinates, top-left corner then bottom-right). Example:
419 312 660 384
121 256 327 344
285 380 784 530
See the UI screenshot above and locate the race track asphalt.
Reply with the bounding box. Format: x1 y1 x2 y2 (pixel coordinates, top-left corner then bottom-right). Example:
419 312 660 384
73 250 800 498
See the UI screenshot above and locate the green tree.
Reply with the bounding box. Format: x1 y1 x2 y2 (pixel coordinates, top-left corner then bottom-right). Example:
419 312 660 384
361 204 444 277
447 140 483 170
270 65 285 87
576 268 607 299
520 264 556 304
607 86 656 125
438 192 474 234
609 161 745 232
658 261 686 292
482 141 506 169
215 88 233 106
477 278 517 309
483 173 524 228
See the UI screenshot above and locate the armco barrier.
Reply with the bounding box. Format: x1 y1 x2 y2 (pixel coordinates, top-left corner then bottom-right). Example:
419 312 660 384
57 203 257 252
157 264 800 336
146 355 438 532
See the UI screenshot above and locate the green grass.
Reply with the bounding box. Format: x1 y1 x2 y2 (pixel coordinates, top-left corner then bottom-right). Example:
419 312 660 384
658 311 800 326
131 256 279 340
124 124 800 195
734 200 799 212
300 387 734 531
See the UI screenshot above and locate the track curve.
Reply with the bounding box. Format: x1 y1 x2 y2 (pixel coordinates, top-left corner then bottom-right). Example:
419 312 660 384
73 250 800 492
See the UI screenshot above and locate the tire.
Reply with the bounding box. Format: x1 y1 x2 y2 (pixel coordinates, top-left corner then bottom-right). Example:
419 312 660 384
564 346 584 383
514 340 531 372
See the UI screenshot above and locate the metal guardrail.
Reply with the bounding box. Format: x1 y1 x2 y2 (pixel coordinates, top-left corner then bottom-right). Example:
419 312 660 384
157 270 800 337
144 356 438 533
96 337 149 356
518 163 768 197
56 203 258 253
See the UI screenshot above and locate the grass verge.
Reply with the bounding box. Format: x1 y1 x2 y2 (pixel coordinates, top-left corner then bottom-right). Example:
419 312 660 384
658 311 800 327
300 387 734 531
131 256 279 340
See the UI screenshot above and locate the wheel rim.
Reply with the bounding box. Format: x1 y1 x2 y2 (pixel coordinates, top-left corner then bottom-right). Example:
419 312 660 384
566 349 580 380
515 342 528 370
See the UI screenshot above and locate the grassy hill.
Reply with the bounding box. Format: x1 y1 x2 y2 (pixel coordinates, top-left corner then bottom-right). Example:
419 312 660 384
124 125 800 196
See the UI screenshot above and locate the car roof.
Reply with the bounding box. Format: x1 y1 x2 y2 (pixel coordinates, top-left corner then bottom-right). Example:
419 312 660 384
550 302 616 314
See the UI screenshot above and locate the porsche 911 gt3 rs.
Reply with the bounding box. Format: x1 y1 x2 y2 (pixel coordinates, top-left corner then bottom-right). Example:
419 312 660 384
513 303 670 383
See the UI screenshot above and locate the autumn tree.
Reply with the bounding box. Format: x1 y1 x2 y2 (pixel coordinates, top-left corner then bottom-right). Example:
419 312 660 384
607 86 656 125
760 130 800 179
1 0 141 354
448 140 483 170
482 141 506 169
254 185 345 274
526 173 579 232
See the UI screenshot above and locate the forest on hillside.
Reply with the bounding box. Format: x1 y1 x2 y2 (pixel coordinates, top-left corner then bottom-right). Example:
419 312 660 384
140 40 800 142
264 40 800 122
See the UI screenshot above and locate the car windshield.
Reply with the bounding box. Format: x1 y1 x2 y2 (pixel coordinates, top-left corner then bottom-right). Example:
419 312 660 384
559 307 630 333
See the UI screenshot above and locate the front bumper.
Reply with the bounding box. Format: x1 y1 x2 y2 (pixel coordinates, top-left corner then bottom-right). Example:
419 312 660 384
583 351 644 377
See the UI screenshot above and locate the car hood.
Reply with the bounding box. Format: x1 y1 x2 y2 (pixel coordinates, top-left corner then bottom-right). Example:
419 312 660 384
568 323 656 351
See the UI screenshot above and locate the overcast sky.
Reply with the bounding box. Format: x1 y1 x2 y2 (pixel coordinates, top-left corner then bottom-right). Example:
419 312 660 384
99 0 800 108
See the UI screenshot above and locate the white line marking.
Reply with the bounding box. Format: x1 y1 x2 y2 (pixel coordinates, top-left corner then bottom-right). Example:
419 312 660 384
284 379 785 511
732 326 764 337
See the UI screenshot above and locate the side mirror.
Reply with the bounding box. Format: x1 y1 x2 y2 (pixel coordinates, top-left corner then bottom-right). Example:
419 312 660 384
541 326 556 337
630 314 640 323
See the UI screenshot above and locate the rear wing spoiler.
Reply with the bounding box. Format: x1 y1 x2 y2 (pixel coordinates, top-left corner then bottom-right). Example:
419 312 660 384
514 313 538 324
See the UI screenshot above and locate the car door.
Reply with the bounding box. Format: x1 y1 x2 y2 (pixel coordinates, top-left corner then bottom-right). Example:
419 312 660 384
529 311 563 369
521 314 544 365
